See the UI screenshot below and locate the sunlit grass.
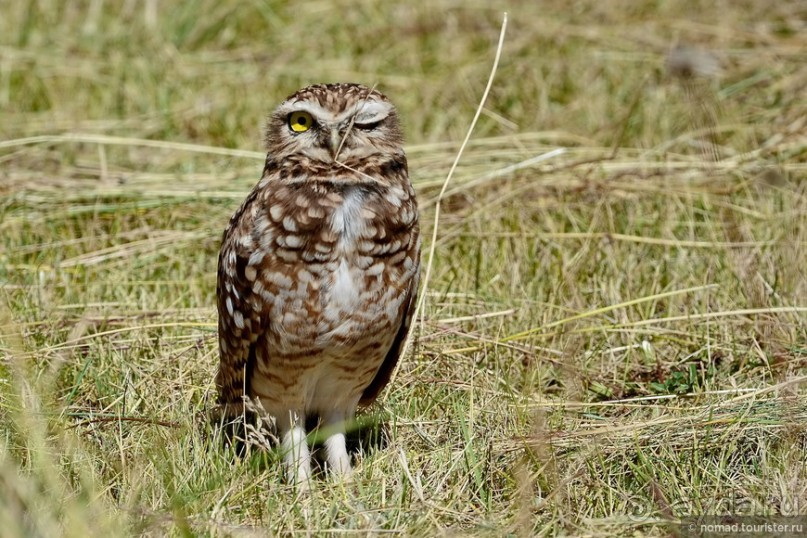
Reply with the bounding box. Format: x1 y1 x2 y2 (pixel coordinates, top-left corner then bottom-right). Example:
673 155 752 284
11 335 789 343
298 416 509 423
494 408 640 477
1 0 806 535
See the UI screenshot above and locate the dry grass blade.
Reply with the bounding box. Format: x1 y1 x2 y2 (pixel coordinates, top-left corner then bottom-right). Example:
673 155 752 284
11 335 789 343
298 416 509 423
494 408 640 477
414 12 509 336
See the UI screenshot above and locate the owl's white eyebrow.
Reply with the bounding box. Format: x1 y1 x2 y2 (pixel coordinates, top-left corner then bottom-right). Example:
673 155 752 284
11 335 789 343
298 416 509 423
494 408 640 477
287 102 332 119
284 100 391 124
352 101 391 124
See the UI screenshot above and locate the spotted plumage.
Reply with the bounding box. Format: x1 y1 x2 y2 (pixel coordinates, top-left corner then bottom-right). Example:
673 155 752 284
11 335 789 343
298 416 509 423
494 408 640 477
215 83 420 486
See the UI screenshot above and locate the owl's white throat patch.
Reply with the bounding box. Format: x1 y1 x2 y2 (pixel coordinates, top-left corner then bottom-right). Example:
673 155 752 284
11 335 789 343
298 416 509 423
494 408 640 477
326 188 368 322
329 188 366 246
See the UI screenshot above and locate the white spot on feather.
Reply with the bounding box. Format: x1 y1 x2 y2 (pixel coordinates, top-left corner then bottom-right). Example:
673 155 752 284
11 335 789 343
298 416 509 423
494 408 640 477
367 262 385 277
269 205 284 221
284 235 303 248
282 216 298 232
249 250 265 266
267 271 293 289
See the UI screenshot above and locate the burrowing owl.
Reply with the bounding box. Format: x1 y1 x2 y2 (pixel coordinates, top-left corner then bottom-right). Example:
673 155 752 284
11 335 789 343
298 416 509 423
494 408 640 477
216 83 420 486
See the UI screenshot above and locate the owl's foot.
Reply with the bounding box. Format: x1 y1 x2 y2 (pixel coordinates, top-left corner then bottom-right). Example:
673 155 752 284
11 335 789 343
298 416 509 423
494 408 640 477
324 430 353 479
281 424 312 490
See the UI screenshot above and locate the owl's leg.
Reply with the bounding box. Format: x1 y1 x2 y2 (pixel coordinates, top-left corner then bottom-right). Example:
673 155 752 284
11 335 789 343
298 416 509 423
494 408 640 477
321 412 353 478
277 410 311 489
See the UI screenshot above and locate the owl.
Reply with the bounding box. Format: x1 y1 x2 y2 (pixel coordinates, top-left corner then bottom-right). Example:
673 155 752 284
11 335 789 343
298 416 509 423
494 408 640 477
215 83 420 487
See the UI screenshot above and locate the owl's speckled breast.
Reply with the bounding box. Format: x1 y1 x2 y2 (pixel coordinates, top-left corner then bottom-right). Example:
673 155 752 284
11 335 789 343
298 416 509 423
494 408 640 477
266 242 404 361
244 179 419 411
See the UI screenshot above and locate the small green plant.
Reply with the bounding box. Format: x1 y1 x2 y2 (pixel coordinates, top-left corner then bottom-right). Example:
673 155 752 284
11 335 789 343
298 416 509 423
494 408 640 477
650 365 698 395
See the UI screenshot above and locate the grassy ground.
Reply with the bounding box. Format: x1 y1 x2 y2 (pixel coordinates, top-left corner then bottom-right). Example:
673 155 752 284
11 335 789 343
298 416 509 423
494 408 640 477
1 0 806 535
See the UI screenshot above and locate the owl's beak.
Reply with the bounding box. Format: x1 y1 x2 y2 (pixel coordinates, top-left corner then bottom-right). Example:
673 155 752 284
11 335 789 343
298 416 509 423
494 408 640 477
328 129 342 159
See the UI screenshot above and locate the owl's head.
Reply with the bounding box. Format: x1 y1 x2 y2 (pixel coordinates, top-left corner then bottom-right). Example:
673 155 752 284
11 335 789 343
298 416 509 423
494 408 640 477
265 83 403 164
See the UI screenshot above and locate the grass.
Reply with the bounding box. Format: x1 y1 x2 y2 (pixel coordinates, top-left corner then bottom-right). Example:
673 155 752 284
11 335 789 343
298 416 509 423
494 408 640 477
1 0 806 535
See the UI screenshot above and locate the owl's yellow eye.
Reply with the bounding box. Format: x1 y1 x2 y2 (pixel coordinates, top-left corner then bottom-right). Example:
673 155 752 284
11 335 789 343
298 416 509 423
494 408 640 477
288 111 314 133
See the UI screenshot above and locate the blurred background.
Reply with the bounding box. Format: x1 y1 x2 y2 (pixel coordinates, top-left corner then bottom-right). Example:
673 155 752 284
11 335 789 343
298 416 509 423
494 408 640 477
4 1 803 148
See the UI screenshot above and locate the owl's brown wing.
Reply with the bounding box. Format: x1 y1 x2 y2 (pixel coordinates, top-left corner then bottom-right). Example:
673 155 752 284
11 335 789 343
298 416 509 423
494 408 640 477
359 259 420 407
215 189 266 416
